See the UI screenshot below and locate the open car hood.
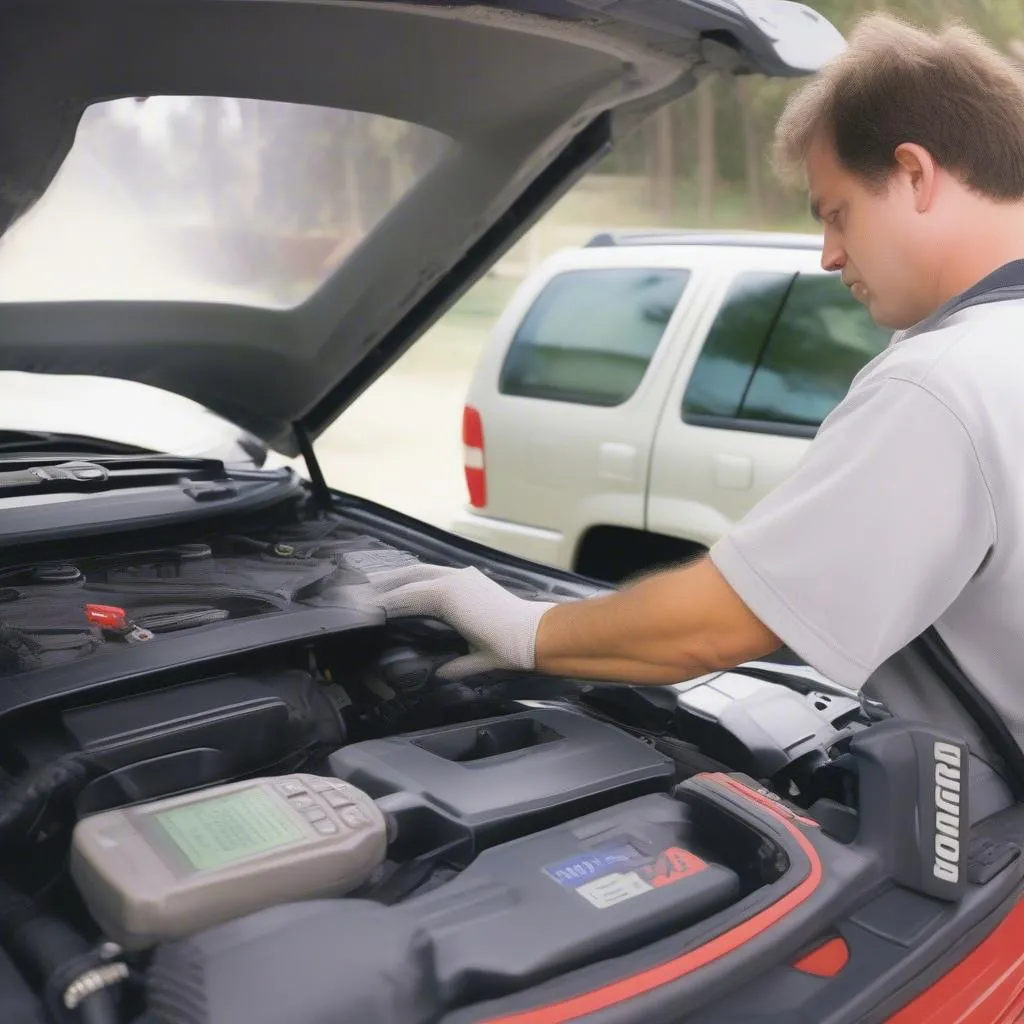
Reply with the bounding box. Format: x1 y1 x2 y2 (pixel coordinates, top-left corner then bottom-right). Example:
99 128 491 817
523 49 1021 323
0 0 841 456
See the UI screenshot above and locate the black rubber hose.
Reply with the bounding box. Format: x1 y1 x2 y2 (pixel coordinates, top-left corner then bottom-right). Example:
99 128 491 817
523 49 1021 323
80 999 117 1024
0 753 96 847
0 878 119 1024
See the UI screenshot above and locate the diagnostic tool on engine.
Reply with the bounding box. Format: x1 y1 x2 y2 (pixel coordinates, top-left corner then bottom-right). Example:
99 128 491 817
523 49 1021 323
70 774 390 949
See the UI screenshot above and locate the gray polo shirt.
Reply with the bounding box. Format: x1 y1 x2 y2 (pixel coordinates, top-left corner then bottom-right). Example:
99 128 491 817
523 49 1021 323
710 263 1024 750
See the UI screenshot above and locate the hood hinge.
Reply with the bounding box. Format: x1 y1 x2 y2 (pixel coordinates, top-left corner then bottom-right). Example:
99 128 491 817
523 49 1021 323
293 422 332 510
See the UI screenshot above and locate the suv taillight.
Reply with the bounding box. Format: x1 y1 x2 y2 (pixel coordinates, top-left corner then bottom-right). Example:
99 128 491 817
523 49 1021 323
462 405 486 508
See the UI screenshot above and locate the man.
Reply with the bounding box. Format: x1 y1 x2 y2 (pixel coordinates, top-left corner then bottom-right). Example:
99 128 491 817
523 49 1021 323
371 14 1024 765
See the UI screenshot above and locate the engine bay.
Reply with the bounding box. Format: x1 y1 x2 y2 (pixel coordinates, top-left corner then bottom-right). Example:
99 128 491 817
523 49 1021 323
0 491 988 1024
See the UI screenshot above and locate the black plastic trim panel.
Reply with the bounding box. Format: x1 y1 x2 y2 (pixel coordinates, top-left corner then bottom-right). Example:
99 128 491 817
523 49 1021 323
0 470 305 549
0 606 383 721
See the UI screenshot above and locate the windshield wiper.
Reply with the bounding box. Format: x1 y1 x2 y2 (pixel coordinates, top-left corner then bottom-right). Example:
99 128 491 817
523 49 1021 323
0 461 110 491
0 456 230 495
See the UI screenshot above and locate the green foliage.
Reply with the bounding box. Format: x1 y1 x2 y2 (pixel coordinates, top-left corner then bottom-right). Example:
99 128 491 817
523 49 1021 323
81 1 1024 247
599 0 1024 231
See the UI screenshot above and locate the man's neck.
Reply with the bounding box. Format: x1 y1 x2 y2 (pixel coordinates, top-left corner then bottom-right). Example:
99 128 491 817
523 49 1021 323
935 204 1024 307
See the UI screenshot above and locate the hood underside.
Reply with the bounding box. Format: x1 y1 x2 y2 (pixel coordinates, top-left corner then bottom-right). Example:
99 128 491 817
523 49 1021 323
0 0 842 455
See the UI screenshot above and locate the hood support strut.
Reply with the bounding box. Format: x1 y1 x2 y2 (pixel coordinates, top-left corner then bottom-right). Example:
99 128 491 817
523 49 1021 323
293 422 332 509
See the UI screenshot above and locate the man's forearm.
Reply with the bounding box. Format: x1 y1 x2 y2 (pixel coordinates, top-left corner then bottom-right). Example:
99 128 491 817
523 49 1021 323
534 557 780 684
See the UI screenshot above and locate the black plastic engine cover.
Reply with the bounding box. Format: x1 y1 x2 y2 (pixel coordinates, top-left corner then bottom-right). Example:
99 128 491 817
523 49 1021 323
61 670 345 816
328 707 677 860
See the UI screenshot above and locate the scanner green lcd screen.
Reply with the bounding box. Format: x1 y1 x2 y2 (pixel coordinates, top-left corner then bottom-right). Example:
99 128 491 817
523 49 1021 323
152 788 304 872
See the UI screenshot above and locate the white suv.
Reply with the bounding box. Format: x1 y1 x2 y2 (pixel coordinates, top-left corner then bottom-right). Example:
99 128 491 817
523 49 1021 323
452 230 891 582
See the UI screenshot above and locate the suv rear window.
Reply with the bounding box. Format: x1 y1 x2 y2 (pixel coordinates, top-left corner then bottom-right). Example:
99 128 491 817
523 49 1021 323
499 268 690 406
682 271 888 431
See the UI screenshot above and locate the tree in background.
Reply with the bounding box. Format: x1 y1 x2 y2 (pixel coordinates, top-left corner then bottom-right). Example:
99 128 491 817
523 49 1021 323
73 95 449 299
620 0 1024 230
60 0 1024 283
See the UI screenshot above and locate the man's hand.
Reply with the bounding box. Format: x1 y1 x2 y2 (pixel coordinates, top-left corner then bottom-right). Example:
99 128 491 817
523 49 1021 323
368 557 780 685
367 564 556 679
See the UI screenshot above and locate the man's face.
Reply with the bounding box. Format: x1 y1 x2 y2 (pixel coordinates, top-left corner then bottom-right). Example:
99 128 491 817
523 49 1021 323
806 136 936 330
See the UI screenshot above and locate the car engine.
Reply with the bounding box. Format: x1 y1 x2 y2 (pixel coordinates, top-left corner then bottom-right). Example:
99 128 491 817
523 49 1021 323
0 491 890 1024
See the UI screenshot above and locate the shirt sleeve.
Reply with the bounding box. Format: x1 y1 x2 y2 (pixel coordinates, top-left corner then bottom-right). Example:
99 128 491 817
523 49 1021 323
709 376 997 689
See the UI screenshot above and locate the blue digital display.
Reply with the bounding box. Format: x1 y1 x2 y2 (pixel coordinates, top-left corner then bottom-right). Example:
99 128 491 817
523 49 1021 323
543 844 646 888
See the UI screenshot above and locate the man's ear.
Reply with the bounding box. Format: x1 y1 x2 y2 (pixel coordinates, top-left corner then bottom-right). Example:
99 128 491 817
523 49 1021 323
893 142 938 213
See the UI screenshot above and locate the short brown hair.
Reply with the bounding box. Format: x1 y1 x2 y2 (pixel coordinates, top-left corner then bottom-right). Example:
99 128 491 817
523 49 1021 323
773 13 1024 199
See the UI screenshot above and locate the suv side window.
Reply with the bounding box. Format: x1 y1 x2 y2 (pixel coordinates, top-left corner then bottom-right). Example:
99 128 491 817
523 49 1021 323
682 271 889 432
499 267 691 407
681 272 791 418
739 274 890 427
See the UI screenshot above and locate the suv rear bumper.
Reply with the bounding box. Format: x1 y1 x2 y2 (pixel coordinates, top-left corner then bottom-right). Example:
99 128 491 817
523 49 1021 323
449 510 568 568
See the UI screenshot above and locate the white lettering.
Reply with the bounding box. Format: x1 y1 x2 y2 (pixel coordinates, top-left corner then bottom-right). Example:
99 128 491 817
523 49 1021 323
932 741 963 885
935 786 960 814
936 762 961 790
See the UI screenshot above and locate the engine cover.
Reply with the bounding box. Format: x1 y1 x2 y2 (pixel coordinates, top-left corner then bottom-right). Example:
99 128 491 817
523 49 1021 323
328 707 676 861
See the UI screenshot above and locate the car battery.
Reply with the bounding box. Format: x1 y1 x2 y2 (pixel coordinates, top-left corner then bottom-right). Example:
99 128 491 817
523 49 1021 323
404 792 740 996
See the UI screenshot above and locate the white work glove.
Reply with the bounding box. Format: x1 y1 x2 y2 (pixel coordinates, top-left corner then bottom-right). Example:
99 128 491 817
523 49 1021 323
366 564 557 680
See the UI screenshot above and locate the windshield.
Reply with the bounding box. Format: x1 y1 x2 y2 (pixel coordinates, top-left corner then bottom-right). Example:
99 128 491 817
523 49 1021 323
0 97 450 309
0 372 266 464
